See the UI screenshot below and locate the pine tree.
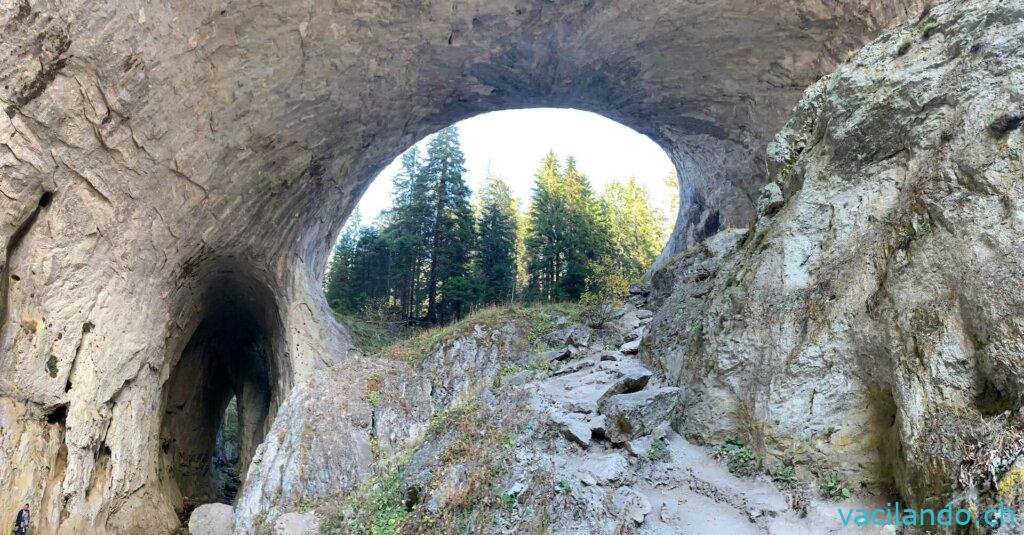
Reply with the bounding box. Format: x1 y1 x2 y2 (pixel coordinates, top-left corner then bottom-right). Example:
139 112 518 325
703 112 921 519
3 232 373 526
474 176 519 304
420 126 475 323
558 156 604 299
347 223 394 313
525 152 605 302
598 177 667 281
525 152 563 301
324 210 362 312
385 147 431 319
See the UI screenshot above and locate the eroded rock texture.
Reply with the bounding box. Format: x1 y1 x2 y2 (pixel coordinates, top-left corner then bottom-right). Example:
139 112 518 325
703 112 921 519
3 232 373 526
643 0 1024 511
0 0 932 532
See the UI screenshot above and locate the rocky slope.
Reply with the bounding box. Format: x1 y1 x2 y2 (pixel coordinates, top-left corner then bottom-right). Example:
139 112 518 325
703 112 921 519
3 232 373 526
206 298 884 534
642 0 1024 517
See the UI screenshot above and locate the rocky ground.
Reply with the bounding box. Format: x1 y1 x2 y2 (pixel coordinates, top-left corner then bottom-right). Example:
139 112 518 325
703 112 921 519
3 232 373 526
218 292 892 534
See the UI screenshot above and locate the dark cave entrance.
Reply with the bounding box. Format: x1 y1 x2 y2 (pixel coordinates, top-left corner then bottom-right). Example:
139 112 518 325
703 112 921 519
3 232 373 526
160 274 283 516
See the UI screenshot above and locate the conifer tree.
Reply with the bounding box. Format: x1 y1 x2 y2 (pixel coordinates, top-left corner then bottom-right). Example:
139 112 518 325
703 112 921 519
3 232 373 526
421 126 474 323
385 147 430 319
525 152 605 301
598 177 667 281
474 176 519 304
525 152 563 301
324 209 361 312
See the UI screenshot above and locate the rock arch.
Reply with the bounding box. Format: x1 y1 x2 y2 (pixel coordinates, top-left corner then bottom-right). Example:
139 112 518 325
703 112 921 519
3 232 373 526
0 0 931 531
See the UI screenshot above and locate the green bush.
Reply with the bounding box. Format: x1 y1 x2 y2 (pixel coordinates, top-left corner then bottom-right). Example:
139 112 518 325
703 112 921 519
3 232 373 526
714 436 758 476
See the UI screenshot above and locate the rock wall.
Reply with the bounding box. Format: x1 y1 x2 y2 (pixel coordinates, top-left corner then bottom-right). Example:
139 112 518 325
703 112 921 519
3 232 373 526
643 0 1024 509
0 0 933 532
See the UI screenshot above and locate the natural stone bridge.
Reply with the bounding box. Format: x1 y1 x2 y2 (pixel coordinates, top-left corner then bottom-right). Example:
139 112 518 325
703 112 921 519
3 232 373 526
4 0 989 532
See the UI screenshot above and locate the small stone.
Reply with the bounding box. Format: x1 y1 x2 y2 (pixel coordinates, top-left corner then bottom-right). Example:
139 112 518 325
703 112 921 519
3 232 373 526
549 410 592 447
611 486 651 525
583 452 629 484
635 309 654 320
535 347 571 364
626 435 654 457
564 325 592 347
620 338 641 354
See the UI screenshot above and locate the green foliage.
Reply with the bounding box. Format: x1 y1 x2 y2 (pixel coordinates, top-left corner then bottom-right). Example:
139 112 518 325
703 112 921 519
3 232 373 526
46 354 57 378
325 137 668 331
822 472 853 500
475 177 520 305
646 437 668 461
579 262 630 327
773 465 796 487
597 177 667 282
714 436 758 476
323 456 412 534
501 364 522 376
524 154 606 302
557 479 571 492
324 127 476 325
497 491 517 509
375 303 576 364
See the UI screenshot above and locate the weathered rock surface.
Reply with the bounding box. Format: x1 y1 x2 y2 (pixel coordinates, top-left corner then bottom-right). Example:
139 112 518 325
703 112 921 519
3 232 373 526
273 511 320 535
188 503 234 535
600 387 681 444
643 0 1024 511
0 0 974 530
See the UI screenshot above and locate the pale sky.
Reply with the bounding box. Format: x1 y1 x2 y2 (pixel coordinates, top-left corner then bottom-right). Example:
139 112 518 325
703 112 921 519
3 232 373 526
354 108 677 224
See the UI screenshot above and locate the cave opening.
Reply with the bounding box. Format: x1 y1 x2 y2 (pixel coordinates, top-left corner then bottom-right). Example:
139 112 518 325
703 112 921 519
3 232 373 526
159 273 283 517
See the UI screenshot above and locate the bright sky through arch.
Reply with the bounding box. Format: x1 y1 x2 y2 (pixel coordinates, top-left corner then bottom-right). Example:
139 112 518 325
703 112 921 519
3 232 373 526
355 108 677 223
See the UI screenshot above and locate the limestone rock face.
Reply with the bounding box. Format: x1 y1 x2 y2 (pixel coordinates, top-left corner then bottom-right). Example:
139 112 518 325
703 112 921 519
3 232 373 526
0 0 933 531
643 0 1024 508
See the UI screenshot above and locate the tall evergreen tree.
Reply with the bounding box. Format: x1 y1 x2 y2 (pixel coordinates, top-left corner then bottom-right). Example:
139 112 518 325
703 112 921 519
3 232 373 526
558 156 604 299
421 126 475 323
598 177 667 281
324 210 362 312
385 147 431 319
525 152 604 301
474 176 519 304
525 152 563 301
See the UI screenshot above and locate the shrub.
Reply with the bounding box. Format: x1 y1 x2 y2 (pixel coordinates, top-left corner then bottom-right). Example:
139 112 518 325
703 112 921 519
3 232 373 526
579 263 629 327
714 436 758 476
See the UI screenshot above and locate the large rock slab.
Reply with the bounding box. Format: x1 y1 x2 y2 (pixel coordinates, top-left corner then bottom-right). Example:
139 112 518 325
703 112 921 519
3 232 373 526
600 387 681 444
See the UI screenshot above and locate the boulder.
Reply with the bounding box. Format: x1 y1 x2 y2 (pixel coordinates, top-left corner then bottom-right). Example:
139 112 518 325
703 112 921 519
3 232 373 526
188 503 234 535
549 410 592 447
600 387 681 443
